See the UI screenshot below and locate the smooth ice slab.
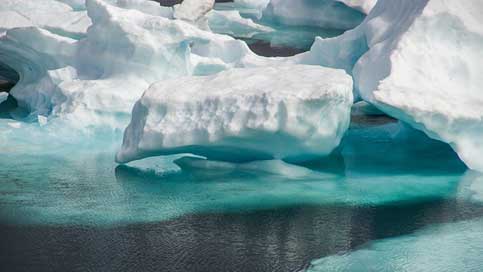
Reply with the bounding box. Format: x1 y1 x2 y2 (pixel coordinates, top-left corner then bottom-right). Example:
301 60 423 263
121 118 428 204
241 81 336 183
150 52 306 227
116 65 353 163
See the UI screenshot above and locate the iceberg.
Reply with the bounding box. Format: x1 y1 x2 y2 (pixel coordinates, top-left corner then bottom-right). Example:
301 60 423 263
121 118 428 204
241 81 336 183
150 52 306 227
304 0 483 172
232 0 271 19
0 0 91 38
207 9 274 39
116 65 353 163
1 0 480 173
234 0 271 11
262 0 367 30
113 0 174 17
173 0 215 23
0 0 268 130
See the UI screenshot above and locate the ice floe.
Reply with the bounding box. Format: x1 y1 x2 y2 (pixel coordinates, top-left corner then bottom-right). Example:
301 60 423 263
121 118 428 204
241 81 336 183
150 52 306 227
116 65 353 163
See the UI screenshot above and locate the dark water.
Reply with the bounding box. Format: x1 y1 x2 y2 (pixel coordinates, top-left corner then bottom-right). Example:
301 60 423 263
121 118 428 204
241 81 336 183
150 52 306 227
2 197 483 272
155 0 233 7
0 113 478 271
242 39 306 57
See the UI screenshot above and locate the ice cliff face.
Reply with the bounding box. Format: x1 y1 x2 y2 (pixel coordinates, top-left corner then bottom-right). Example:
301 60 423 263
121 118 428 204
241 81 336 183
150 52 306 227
116 66 353 163
305 0 483 171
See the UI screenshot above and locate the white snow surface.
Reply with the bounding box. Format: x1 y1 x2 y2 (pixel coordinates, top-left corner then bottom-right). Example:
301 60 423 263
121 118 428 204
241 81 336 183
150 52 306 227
337 0 377 14
0 0 270 130
235 0 271 10
207 9 274 38
0 0 91 37
174 0 215 22
303 0 483 171
116 65 353 163
2 0 482 171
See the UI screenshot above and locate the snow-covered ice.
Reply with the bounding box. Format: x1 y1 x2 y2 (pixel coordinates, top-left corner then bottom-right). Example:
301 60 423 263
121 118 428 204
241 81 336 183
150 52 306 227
338 0 377 14
1 0 482 172
174 0 215 23
207 9 274 38
0 0 268 130
303 0 483 172
0 0 91 37
116 65 353 163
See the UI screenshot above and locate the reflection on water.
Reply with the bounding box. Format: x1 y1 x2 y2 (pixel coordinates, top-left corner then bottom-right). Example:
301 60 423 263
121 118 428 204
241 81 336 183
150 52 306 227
3 195 483 272
1 119 482 271
3 175 483 272
308 216 483 272
210 2 345 57
0 122 470 225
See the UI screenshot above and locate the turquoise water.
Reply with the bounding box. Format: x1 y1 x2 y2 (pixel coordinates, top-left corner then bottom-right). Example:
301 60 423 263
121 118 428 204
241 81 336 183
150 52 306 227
308 217 483 272
2 3 481 271
1 116 483 271
212 2 344 54
0 119 469 226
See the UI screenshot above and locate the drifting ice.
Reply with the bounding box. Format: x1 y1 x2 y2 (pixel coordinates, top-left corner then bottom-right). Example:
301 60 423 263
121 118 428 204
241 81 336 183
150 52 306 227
1 0 483 172
304 0 483 172
116 66 353 163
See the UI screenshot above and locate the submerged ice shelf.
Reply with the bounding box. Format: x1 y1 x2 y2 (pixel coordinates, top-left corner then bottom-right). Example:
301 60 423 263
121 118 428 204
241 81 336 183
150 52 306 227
308 217 483 272
0 117 471 226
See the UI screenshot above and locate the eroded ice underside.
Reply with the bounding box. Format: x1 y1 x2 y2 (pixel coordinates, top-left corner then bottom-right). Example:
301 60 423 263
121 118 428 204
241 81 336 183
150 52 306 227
303 0 483 172
116 65 353 163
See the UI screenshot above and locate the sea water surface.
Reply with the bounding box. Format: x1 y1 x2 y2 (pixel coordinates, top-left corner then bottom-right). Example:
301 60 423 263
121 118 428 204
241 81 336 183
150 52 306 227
1 114 483 271
1 3 483 270
211 2 345 57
